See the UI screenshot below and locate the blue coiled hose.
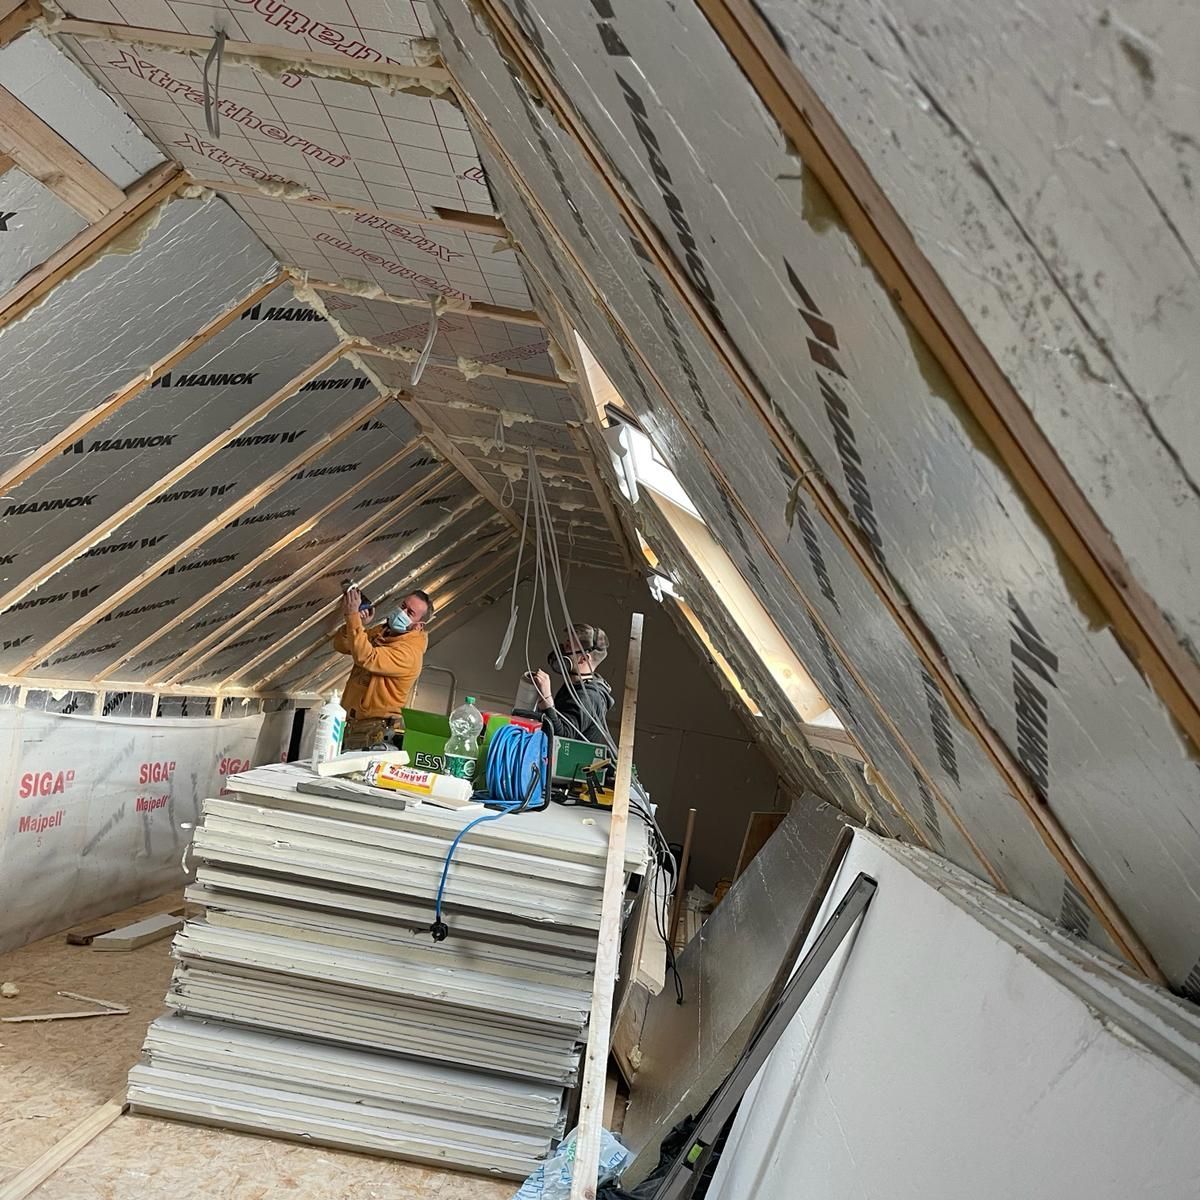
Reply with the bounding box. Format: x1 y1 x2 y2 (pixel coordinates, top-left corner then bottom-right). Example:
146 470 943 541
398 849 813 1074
430 722 549 941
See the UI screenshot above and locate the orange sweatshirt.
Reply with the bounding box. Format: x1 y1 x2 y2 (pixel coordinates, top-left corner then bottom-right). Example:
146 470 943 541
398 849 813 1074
331 610 428 719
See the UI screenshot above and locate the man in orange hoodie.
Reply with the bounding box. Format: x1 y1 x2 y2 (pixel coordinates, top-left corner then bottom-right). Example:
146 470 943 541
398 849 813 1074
333 584 432 749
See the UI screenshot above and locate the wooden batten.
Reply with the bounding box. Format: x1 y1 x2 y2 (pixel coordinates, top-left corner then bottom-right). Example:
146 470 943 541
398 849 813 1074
190 177 506 238
115 446 437 685
0 162 183 328
53 19 451 90
0 273 287 497
0 345 345 620
152 459 449 686
0 85 125 220
12 391 390 676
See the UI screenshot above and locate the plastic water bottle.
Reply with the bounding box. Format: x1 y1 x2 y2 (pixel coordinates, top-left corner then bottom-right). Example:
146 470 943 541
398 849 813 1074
444 695 483 782
311 693 346 767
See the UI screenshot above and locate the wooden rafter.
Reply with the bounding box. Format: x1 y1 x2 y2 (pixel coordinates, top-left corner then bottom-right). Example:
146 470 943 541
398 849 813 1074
0 85 125 220
240 498 490 688
102 445 439 683
558 317 638 570
0 272 286 496
459 84 1005 884
12 391 391 675
0 344 344 618
695 0 1200 771
152 459 451 685
0 0 40 46
258 517 505 691
55 19 450 91
354 343 569 389
0 161 183 328
191 176 505 238
0 671 317 700
455 68 1157 974
307 277 543 328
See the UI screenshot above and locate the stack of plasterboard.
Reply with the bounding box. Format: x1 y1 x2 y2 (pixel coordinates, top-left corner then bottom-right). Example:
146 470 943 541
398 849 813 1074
129 762 649 1179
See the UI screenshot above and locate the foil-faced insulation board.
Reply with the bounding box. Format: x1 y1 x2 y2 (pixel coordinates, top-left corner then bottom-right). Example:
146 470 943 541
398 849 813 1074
116 450 447 679
226 193 529 307
0 167 88 295
433 0 1200 977
0 31 165 188
2 357 385 675
0 194 278 476
0 281 338 603
64 37 494 217
62 0 436 71
758 0 1200 656
77 439 438 682
328 294 552 372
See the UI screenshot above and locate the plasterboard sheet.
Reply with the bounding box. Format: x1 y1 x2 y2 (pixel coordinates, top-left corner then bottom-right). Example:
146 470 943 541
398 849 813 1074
0 168 88 295
202 899 593 988
175 920 592 1022
622 796 844 1171
144 1015 564 1123
0 281 338 604
128 1064 548 1178
79 442 437 680
226 760 650 869
760 0 1200 655
436 2 1196 977
120 451 445 676
192 867 598 957
0 31 164 187
217 492 489 686
66 36 496 216
166 965 580 1080
63 0 436 70
4 359 383 676
480 136 1084 919
0 194 276 475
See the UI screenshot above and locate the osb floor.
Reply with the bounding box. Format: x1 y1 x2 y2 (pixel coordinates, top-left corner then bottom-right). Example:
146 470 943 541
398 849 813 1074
0 893 513 1199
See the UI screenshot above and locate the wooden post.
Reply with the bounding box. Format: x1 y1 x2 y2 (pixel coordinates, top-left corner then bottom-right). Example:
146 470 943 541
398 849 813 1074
570 612 643 1200
668 807 697 949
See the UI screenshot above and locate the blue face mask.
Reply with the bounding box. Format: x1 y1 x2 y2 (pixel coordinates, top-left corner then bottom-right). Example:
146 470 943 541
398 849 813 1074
386 607 412 634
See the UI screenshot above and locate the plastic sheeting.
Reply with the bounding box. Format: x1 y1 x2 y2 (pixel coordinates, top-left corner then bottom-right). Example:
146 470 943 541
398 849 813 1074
0 705 267 952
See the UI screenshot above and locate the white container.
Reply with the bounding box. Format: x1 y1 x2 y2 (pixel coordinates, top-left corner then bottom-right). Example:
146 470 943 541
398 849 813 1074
310 693 347 767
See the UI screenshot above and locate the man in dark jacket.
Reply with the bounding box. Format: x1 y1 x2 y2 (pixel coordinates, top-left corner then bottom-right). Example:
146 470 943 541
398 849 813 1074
531 623 614 745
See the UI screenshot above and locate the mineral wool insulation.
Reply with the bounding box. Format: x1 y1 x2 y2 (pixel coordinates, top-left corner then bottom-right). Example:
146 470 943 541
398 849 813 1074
432 0 1200 987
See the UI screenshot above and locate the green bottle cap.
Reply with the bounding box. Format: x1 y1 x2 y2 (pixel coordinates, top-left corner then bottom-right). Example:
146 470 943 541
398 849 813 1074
466 696 476 705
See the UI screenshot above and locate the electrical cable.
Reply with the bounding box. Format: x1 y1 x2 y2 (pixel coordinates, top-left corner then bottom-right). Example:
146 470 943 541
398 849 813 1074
515 452 685 1001
429 722 548 942
409 296 440 388
201 30 227 138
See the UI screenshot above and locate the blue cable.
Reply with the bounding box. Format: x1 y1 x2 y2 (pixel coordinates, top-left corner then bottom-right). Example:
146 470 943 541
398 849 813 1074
430 723 548 941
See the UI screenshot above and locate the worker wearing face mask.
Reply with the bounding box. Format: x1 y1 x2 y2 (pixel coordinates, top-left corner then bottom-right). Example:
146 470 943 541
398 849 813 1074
332 584 433 750
529 623 614 746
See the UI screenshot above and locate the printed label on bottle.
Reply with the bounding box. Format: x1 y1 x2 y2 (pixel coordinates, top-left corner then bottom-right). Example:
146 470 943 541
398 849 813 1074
445 754 477 782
